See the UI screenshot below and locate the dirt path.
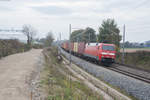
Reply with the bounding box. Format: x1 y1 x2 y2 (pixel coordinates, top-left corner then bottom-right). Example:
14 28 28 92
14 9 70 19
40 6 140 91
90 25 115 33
0 49 42 100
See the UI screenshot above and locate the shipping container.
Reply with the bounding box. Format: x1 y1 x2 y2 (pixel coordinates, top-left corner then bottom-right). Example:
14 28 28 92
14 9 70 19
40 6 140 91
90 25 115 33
71 43 74 51
78 42 85 54
73 42 78 53
66 42 69 50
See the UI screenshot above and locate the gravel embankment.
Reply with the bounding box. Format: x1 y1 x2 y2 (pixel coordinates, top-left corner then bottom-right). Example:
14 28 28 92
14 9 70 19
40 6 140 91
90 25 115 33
30 52 45 100
61 49 150 100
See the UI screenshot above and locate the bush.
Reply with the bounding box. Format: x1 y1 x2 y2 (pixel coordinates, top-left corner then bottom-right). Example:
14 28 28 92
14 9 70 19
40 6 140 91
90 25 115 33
32 44 43 49
116 51 150 71
0 39 30 58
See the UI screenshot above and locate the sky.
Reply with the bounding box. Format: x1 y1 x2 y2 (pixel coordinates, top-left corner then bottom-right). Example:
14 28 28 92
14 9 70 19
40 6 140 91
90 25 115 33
0 0 150 42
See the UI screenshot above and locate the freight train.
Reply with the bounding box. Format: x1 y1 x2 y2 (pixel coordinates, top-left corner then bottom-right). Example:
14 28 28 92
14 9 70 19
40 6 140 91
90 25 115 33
61 42 116 64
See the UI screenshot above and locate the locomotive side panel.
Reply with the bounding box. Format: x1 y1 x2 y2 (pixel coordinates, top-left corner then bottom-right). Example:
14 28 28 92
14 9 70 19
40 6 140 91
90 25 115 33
84 43 99 60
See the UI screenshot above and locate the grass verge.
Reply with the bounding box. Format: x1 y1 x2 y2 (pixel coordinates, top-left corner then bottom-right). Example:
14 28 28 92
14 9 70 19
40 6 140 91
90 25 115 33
116 51 150 71
41 47 104 100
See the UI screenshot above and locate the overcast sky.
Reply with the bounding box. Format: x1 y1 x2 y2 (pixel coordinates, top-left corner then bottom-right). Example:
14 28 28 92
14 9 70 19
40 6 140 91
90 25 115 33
0 0 150 42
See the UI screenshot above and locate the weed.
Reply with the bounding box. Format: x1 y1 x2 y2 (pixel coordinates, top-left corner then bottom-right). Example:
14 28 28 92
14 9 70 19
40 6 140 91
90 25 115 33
116 51 150 71
0 39 30 58
41 47 104 100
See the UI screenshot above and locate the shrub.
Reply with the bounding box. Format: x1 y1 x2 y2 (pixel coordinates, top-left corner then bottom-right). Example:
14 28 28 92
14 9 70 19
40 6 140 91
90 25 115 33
32 44 43 49
0 39 30 58
116 51 150 71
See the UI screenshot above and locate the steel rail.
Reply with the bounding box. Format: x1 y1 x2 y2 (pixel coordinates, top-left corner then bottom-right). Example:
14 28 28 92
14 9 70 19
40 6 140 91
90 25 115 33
61 48 150 84
107 66 150 83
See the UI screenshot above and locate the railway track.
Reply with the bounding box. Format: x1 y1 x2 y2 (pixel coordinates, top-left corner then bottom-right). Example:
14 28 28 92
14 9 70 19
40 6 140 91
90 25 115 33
106 65 150 84
92 61 150 84
60 48 150 84
83 58 150 84
60 48 150 100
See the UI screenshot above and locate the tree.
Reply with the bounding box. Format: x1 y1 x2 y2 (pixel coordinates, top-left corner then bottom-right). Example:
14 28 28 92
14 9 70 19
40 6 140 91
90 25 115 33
70 27 96 43
70 29 84 42
22 25 37 47
82 27 96 43
98 19 121 47
41 31 54 47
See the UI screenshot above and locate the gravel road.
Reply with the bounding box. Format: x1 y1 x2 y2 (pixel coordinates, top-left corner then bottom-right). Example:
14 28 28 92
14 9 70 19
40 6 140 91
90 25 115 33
61 49 150 100
0 49 42 100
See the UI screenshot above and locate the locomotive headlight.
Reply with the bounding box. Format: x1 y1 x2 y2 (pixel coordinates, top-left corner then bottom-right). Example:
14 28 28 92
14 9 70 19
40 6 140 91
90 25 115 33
109 53 115 55
102 52 107 55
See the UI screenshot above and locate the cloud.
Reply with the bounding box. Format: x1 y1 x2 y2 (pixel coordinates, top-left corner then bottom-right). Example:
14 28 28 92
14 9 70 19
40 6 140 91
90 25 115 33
0 6 13 12
0 0 150 42
32 6 72 15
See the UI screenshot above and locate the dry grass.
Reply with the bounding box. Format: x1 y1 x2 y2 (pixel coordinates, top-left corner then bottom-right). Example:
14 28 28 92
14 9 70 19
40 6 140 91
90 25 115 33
0 39 30 58
120 48 150 53
41 47 104 100
116 51 150 71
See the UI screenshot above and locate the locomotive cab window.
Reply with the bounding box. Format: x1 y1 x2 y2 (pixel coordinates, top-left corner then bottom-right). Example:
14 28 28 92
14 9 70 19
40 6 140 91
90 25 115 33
102 45 114 51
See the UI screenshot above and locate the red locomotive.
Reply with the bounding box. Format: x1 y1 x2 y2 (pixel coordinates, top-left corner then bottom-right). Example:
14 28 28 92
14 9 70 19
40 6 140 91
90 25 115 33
61 42 116 63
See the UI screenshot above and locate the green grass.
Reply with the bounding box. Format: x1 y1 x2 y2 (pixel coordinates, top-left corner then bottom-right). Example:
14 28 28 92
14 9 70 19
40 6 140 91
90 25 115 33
41 47 104 100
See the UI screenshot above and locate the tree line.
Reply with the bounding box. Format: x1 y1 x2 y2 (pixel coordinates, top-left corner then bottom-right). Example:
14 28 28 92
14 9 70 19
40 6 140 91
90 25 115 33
70 18 122 47
22 25 54 48
0 25 54 58
0 39 30 58
122 41 150 48
22 18 121 48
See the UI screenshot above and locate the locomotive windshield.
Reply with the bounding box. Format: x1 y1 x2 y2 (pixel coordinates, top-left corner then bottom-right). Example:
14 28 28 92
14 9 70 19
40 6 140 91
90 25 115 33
102 45 114 51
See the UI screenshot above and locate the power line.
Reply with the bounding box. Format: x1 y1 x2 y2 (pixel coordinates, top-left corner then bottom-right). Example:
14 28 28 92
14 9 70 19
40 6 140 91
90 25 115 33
0 33 23 35
0 29 23 32
0 28 24 39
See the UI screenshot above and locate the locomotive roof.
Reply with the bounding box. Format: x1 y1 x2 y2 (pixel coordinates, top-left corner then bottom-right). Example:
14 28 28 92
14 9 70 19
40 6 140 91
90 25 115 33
86 43 115 46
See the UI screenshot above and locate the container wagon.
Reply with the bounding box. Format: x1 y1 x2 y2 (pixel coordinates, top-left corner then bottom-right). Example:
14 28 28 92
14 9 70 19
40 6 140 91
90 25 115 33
61 42 116 64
